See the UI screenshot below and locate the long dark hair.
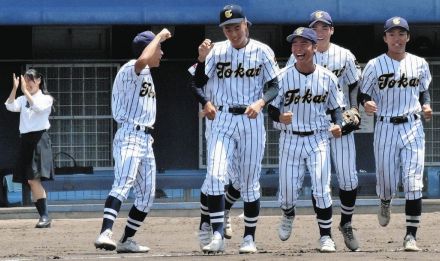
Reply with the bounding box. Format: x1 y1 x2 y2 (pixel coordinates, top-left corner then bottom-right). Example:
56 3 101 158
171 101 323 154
25 68 56 111
24 68 49 94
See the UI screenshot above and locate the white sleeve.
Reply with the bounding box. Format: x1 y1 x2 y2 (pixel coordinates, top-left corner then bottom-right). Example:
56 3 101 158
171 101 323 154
31 95 53 112
419 59 432 91
4 95 22 112
342 50 361 86
261 47 279 82
111 71 127 123
360 61 377 96
326 75 344 110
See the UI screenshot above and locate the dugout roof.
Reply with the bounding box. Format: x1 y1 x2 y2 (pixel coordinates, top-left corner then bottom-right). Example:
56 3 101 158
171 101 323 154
1 0 439 25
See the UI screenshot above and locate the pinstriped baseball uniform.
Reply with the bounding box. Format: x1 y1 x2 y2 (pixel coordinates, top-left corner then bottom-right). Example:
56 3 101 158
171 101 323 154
360 53 431 200
187 64 241 195
271 64 344 209
110 59 156 212
286 43 361 191
204 39 279 202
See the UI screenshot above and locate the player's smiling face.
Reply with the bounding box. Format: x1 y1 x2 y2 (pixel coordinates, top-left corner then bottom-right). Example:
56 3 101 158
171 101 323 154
291 37 316 64
223 21 248 49
311 22 333 44
384 28 409 55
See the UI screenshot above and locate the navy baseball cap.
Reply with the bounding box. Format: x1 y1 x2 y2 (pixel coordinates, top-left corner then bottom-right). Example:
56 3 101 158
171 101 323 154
309 10 333 27
132 31 156 57
286 27 318 44
219 4 252 27
384 16 409 32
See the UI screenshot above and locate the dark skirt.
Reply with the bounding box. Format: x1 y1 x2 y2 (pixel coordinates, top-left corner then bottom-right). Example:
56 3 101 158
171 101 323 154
13 130 54 183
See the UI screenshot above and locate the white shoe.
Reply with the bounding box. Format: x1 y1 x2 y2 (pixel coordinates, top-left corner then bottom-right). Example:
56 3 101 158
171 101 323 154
278 215 294 241
198 222 212 250
94 229 116 251
378 200 391 227
403 234 421 252
239 235 257 254
224 210 232 239
116 237 150 253
202 232 225 254
319 235 336 252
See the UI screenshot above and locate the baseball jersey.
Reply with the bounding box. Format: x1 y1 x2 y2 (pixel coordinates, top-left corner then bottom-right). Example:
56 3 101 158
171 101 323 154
286 43 361 107
360 53 431 117
5 90 53 134
204 39 279 106
271 64 344 132
112 60 156 127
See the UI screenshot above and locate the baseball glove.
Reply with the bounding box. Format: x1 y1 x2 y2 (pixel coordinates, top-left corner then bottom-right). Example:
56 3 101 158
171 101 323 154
341 108 361 135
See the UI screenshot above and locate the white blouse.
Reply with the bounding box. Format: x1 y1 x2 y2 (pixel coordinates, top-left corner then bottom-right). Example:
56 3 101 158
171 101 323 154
5 90 53 134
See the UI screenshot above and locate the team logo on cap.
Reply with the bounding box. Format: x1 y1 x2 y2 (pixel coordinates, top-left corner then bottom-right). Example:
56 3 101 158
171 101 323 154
295 27 305 35
225 10 233 18
315 11 323 19
392 18 401 25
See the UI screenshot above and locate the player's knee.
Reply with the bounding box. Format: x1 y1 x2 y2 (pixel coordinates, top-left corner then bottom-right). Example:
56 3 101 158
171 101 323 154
405 190 422 200
312 192 332 208
109 191 128 202
241 190 260 202
339 179 358 191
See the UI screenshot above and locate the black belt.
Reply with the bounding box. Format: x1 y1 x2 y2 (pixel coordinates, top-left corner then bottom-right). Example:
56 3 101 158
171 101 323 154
135 125 153 134
218 106 247 115
379 114 418 124
284 130 315 137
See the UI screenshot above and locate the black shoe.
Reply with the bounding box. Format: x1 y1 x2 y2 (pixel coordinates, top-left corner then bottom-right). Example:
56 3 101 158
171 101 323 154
35 216 51 228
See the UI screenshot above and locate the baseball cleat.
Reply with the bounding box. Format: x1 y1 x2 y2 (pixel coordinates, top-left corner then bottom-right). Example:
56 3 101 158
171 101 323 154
278 214 294 241
116 237 150 253
339 222 360 251
239 235 257 254
35 215 51 228
319 235 336 252
403 234 421 252
198 222 212 250
224 210 232 239
378 200 391 227
202 232 224 254
94 229 117 251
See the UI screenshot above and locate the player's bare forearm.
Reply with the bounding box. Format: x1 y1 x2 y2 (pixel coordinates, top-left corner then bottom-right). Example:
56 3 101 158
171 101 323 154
20 75 34 107
7 74 19 103
135 28 172 73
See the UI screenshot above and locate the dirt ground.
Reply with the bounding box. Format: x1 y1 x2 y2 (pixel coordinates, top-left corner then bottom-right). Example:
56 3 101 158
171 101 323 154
0 210 440 261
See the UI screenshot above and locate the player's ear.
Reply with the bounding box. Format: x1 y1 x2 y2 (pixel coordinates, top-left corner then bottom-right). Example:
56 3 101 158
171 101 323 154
330 26 334 36
406 33 410 42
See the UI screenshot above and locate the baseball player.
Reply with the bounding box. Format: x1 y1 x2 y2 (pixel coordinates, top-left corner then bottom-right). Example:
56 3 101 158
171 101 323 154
5 69 54 229
269 27 344 252
94 28 172 253
187 64 242 249
359 17 432 251
189 4 280 254
285 11 362 251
